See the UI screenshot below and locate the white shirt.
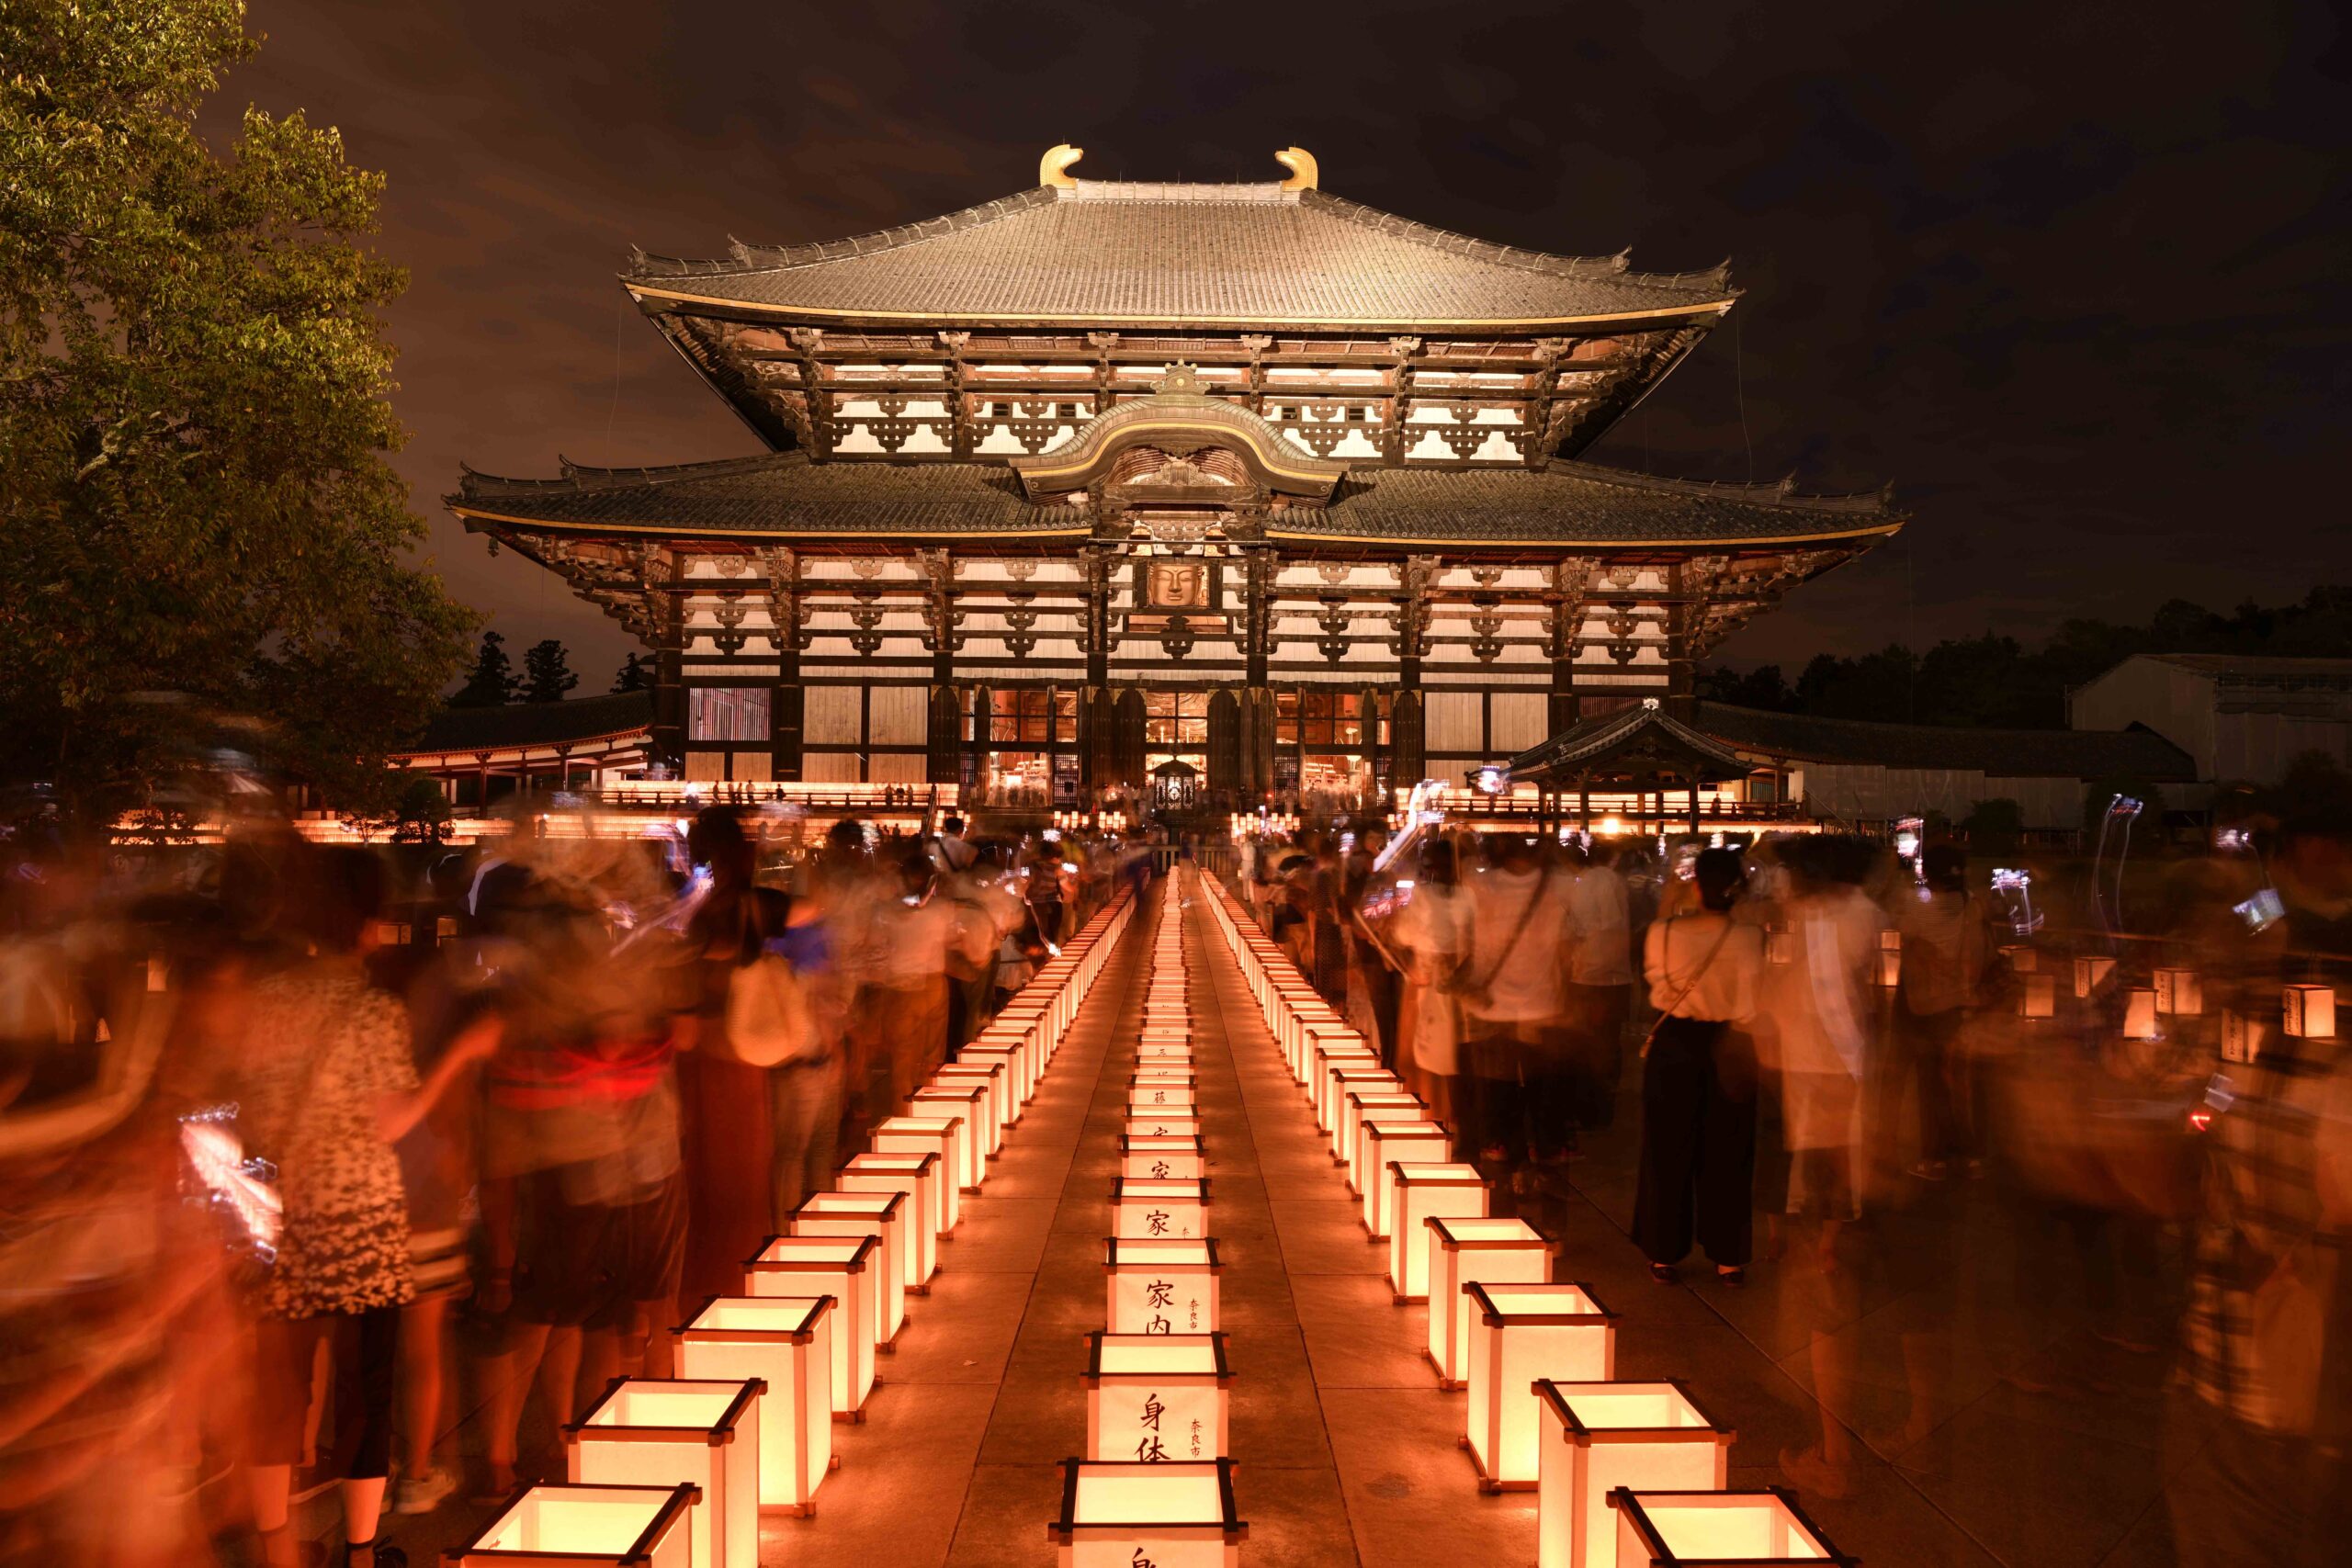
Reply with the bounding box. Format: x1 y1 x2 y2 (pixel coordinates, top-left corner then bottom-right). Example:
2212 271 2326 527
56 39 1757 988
1565 865 1634 986
1461 865 1572 1023
1644 912 1762 1023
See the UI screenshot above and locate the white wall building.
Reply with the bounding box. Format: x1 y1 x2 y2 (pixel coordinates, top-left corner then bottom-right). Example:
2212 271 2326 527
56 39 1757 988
2068 655 2352 785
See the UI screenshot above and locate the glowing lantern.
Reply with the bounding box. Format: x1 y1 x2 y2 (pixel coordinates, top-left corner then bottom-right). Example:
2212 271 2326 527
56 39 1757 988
1105 1237 1221 1334
1764 930 1793 965
2121 987 2161 1041
933 1063 1012 1150
1336 1081 1414 1164
1128 1083 1199 1113
1049 1458 1246 1568
745 1236 879 1416
789 1191 907 1335
446 1483 697 1567
1358 1118 1450 1232
674 1297 831 1512
1132 1067 1195 1086
1874 948 1901 987
910 1085 991 1189
2284 983 2336 1038
1534 1382 1734 1568
874 1116 969 1218
566 1379 761 1568
1388 1162 1490 1300
2222 1008 2267 1065
1083 1332 1232 1461
1126 1113 1204 1141
1998 943 2037 974
2153 967 2202 1017
1426 1217 1551 1389
1319 1065 1395 1136
1464 1282 1617 1489
2074 955 2116 998
839 1152 942 1285
1138 1044 1195 1066
1298 1021 1360 1085
1113 1177 1210 1240
1608 1488 1856 1567
1121 1134 1206 1180
2018 972 2057 1020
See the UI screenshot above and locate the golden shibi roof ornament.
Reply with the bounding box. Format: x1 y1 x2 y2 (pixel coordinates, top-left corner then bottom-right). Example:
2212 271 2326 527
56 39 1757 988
1038 143 1317 191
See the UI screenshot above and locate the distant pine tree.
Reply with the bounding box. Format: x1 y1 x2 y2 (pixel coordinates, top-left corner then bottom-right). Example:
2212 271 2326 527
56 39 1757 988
451 631 519 707
521 638 579 704
611 652 653 694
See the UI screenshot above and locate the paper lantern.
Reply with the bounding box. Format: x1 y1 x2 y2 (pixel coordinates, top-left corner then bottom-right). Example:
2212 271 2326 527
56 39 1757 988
2284 983 2336 1039
1105 1237 1221 1335
1126 1113 1204 1142
910 1085 991 1189
1464 1282 1617 1489
957 1043 1024 1113
745 1236 879 1416
874 1116 970 1217
1388 1162 1489 1300
1319 1065 1395 1136
1121 1134 1206 1180
789 1190 908 1331
1608 1488 1856 1566
1113 1177 1210 1240
1874 949 1901 987
1137 1044 1195 1066
1534 1382 1734 1568
674 1297 831 1512
1083 1332 1232 1462
567 1379 761 1568
2153 966 2202 1017
2074 955 2116 998
1764 930 1793 965
1999 944 2037 974
1048 1459 1246 1568
2121 987 2160 1041
447 1483 697 1567
1132 1067 1196 1086
1426 1217 1550 1389
838 1152 942 1285
1336 1082 1415 1165
1128 1083 1199 1113
2222 1008 2267 1065
933 1063 1012 1150
1353 1111 1443 1216
2018 972 2057 1020
1298 1021 1360 1086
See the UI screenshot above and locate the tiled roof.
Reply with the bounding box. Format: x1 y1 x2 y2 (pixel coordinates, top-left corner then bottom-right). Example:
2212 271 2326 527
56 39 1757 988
2142 654 2352 680
624 183 1735 329
1694 703 2197 779
1506 704 1753 780
450 454 1901 547
398 692 654 757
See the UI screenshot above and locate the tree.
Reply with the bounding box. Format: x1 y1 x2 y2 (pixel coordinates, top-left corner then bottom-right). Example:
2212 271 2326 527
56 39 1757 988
1961 796 2025 858
451 630 518 707
520 638 577 704
611 651 653 694
390 772 453 844
1694 663 1792 710
0 0 475 831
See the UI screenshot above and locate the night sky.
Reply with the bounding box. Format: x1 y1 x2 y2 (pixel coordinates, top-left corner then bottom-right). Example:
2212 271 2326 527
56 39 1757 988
222 0 2349 687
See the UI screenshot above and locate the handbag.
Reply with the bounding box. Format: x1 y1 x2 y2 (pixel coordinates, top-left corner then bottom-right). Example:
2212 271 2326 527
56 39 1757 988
721 895 820 1067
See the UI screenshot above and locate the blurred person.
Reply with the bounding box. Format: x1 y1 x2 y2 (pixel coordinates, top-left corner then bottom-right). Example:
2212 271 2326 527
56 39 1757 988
866 841 954 1106
1634 848 1764 1285
1564 841 1634 1135
1894 844 1998 1180
1389 838 1467 1130
1455 832 1577 1179
234 848 497 1568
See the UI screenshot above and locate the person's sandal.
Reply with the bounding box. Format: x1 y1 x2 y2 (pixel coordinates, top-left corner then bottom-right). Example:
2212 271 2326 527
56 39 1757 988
1716 1265 1746 1287
1649 1262 1679 1284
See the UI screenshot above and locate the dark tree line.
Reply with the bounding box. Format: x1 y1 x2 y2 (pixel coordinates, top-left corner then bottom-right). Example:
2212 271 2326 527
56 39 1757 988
450 634 652 705
1699 587 2352 729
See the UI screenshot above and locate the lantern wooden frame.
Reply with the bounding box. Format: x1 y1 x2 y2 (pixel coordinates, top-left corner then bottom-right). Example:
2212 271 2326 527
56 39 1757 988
1339 1086 1423 1168
1082 1331 1233 1462
1105 1237 1222 1335
565 1378 761 1568
932 1061 1012 1147
1463 1281 1617 1490
874 1115 972 1212
447 1482 699 1567
1426 1216 1551 1389
1388 1162 1490 1300
909 1086 991 1190
1126 1112 1205 1141
1358 1118 1450 1232
1533 1381 1735 1568
2285 982 2336 1039
789 1190 909 1330
673 1296 832 1513
745 1235 881 1416
1049 1458 1247 1568
840 1151 943 1284
1606 1487 1857 1566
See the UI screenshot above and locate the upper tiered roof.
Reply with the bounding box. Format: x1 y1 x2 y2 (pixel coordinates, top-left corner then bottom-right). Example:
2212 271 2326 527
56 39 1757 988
626 179 1736 332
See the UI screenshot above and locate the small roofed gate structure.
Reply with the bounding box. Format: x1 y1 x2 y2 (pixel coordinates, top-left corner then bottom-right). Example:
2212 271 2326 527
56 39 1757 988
1504 700 1753 834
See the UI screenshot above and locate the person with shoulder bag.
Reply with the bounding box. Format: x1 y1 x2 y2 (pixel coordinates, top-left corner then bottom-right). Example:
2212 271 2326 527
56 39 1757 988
1633 848 1766 1286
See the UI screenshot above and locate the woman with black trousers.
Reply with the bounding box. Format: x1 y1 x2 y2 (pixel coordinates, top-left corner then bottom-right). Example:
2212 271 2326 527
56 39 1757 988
1634 849 1766 1285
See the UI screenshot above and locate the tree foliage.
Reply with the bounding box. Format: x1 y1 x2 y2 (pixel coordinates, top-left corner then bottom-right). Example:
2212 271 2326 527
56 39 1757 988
520 637 576 704
1698 588 2352 728
611 651 652 694
0 0 475 829
450 630 517 707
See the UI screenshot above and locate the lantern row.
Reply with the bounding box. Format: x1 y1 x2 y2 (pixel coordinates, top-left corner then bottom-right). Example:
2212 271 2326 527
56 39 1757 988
1055 874 1248 1568
447 885 1140 1565
1200 875 1861 1568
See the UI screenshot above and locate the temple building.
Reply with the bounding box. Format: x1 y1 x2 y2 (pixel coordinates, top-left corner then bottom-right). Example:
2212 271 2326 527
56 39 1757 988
449 146 1902 815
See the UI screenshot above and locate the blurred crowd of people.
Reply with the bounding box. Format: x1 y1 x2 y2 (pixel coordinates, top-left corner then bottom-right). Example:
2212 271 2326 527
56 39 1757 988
1241 806 2352 1564
0 808 1146 1566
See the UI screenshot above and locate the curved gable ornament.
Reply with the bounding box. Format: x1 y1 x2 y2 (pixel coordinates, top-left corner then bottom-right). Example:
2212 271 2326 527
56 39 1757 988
1009 366 1349 502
